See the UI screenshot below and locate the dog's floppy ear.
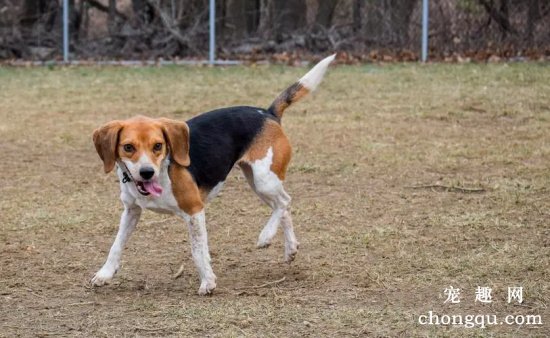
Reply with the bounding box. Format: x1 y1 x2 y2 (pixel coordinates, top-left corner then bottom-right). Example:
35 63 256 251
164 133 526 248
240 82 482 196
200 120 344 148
158 118 191 167
93 121 124 173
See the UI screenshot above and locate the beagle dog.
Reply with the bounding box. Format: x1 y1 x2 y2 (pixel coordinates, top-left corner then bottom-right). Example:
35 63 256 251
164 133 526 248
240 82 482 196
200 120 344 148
91 54 335 295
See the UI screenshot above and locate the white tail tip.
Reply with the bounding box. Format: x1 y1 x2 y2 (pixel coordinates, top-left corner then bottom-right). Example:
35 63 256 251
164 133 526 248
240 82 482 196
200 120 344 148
299 53 336 92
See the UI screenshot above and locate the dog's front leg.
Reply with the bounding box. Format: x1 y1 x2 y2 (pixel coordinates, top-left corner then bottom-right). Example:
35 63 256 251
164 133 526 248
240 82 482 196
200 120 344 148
183 210 217 295
91 205 142 286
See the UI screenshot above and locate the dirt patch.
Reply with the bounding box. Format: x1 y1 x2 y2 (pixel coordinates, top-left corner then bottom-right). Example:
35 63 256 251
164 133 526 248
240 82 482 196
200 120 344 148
0 63 549 337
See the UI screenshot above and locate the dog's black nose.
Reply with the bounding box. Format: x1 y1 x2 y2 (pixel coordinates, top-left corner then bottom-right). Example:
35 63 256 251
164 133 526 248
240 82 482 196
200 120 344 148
139 167 155 180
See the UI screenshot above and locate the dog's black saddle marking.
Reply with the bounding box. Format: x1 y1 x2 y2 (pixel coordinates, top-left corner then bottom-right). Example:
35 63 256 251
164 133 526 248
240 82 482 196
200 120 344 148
185 106 277 190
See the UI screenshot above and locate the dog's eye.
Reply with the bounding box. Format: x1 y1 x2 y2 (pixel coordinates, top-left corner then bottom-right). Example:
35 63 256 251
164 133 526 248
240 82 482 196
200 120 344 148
153 143 163 151
123 144 135 152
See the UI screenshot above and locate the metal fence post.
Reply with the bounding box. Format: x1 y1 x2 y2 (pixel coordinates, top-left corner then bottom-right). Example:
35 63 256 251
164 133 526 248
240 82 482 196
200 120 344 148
63 0 69 62
209 0 215 65
421 0 429 62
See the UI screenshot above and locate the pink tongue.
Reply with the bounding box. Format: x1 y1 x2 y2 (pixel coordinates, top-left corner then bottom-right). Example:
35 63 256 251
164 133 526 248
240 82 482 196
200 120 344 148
143 181 163 197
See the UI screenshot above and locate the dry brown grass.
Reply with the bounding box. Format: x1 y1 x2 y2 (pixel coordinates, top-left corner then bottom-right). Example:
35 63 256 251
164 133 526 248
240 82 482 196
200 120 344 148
0 63 549 337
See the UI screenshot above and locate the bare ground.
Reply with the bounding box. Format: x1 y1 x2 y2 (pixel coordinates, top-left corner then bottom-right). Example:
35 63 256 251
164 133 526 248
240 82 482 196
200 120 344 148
0 63 549 337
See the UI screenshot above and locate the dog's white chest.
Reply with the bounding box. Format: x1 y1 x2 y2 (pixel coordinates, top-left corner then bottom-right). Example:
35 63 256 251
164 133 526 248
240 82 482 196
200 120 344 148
137 196 177 214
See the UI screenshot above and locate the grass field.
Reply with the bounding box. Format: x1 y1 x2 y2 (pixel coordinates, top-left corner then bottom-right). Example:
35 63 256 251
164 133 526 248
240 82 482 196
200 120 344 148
0 62 549 337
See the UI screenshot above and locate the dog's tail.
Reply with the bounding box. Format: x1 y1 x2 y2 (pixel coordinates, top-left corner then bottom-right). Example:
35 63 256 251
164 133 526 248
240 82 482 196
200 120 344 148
268 54 336 119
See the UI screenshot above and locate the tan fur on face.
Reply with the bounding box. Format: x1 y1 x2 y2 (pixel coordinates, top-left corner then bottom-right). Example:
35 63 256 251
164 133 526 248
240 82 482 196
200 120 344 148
94 116 191 171
118 117 167 168
240 120 292 180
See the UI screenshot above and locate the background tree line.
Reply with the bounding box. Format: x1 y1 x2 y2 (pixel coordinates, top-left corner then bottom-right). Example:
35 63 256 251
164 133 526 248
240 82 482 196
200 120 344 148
0 0 548 60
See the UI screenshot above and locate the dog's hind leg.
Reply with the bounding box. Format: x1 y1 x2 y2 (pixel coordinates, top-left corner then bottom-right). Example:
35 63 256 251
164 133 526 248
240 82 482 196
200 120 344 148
280 208 298 263
239 144 299 263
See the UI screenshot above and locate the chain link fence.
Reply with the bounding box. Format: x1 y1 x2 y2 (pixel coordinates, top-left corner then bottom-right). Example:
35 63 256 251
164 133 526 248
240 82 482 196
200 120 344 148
1 0 549 62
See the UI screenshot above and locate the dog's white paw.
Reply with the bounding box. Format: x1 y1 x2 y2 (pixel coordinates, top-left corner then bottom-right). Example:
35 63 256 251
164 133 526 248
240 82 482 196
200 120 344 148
91 266 117 286
256 238 272 249
198 276 217 296
284 241 299 263
257 223 278 249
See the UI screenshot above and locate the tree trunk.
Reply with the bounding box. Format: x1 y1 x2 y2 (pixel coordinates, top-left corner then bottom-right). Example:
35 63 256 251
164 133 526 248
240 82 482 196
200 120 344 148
477 0 517 37
80 0 89 40
20 0 58 31
353 0 363 33
499 0 509 39
273 0 306 34
315 0 339 28
246 0 260 34
132 0 154 26
526 0 540 44
225 0 248 38
258 0 274 37
69 0 80 41
225 0 260 38
388 0 417 46
20 0 44 27
108 0 117 35
365 0 418 47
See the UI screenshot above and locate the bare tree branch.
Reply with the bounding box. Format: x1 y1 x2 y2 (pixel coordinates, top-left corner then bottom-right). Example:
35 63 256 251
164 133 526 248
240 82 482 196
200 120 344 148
477 0 518 36
85 0 127 21
144 0 200 55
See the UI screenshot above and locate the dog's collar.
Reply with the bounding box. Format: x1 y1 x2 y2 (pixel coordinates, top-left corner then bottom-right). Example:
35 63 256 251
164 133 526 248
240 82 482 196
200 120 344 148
122 172 132 183
117 160 133 184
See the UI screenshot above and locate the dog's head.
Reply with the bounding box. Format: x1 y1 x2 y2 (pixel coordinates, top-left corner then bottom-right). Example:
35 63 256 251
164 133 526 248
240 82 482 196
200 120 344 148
93 116 190 197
